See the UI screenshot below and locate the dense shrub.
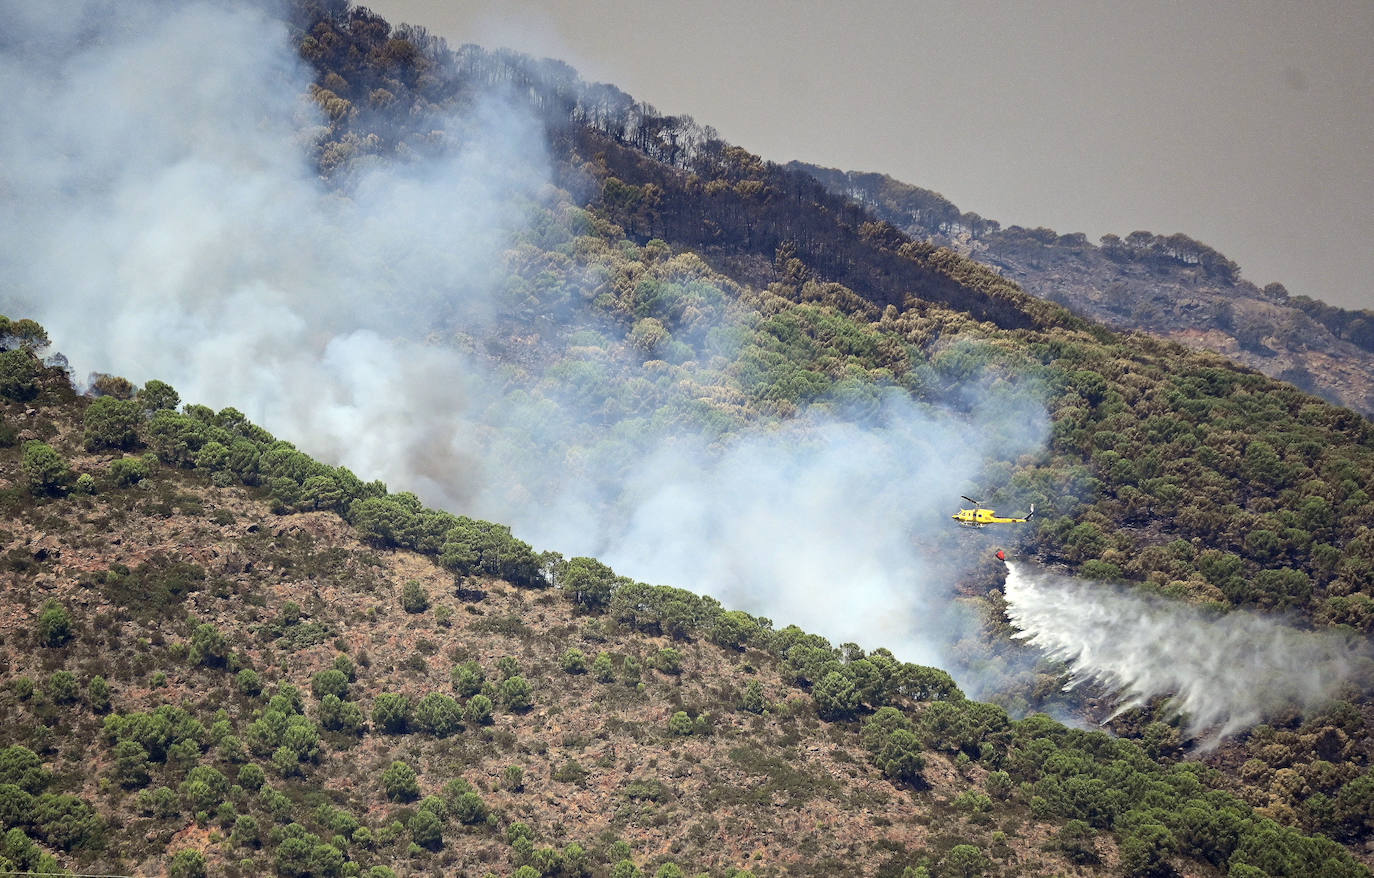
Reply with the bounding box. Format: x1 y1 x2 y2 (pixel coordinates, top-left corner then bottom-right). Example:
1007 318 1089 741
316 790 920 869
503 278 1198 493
382 761 419 801
36 602 73 647
372 693 410 733
21 442 69 495
83 396 143 451
0 349 40 401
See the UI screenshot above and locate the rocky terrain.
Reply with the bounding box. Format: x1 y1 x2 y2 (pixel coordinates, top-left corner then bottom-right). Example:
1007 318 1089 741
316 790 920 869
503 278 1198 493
794 163 1374 418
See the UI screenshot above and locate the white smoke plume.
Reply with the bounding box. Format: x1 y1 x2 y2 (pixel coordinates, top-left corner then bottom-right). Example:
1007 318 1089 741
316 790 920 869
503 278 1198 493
1003 560 1374 743
0 0 1049 672
0 0 544 504
535 394 1046 669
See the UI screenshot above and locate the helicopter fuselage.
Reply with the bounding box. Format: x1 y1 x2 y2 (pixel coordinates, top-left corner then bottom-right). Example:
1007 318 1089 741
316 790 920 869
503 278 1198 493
951 501 1034 527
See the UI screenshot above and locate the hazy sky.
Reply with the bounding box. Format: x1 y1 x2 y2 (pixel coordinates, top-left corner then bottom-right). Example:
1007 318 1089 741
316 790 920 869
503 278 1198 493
366 0 1372 311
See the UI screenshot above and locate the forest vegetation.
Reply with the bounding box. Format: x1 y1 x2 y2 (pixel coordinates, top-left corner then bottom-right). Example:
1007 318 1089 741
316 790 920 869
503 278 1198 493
794 163 1374 418
1 1 1373 876
1 319 1371 877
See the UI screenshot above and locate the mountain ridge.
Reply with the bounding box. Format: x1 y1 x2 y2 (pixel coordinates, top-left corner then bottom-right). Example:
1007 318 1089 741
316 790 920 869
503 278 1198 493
2 1 1374 875
789 162 1374 418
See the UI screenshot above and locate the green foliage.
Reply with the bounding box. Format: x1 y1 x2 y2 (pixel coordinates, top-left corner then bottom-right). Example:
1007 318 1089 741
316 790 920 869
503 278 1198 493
620 654 642 684
108 454 152 486
1253 568 1313 611
311 669 350 701
623 778 673 804
561 648 587 674
0 785 33 834
188 622 229 667
10 69 1374 876
506 821 534 846
21 441 69 495
44 670 76 704
237 668 264 696
106 740 150 789
0 317 50 351
1118 818 1176 878
562 556 618 609
86 675 111 713
413 692 463 737
451 660 485 697
269 746 298 777
31 792 103 850
592 650 615 682
136 379 180 413
0 747 49 794
137 785 179 818
502 675 533 711
611 859 643 878
400 580 430 613
812 671 859 721
0 349 40 401
464 693 494 726
317 695 364 734
331 653 356 682
920 700 1009 759
740 680 766 714
552 759 587 785
408 807 442 849
861 709 926 786
667 712 694 737
1055 819 1098 864
709 610 758 649
372 693 411 733
36 601 73 647
83 395 143 451
179 765 228 813
95 557 204 621
258 785 292 822
237 763 266 792
231 813 261 847
985 770 1013 801
242 691 318 767
653 648 682 674
382 760 419 801
940 844 989 878
348 496 548 588
451 790 487 824
953 789 993 816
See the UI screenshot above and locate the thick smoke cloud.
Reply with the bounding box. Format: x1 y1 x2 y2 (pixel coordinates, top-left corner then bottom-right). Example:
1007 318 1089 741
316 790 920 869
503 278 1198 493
0 0 544 505
1004 561 1374 744
0 0 1048 672
533 394 1047 668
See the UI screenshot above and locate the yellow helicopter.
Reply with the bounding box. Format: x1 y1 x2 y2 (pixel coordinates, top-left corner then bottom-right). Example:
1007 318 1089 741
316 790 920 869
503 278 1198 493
952 496 1034 527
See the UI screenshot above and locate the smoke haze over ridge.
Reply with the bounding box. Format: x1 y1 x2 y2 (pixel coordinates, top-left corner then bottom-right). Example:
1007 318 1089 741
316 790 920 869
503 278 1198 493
1004 561 1374 743
0 0 1050 674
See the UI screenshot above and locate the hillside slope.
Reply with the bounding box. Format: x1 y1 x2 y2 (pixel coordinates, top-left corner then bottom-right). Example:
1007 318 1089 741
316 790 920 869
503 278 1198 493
3 2 1374 875
792 163 1374 418
2 328 1371 877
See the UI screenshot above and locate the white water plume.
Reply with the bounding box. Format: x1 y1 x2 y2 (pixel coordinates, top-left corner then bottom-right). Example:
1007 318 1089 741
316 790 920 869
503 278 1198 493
1003 560 1373 743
